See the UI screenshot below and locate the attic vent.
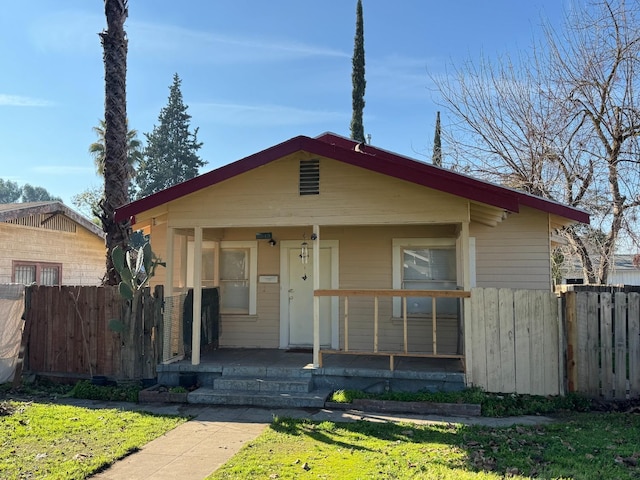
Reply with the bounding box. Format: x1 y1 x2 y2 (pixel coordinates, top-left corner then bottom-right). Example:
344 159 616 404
299 159 320 195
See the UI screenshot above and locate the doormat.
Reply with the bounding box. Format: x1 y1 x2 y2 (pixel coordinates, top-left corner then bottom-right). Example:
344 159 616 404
286 348 313 353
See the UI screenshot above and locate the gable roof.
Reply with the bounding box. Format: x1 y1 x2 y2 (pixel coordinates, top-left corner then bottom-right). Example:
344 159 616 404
0 201 105 238
114 132 589 225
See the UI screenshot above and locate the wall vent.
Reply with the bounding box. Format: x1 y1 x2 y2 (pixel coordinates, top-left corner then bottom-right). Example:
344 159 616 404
299 159 320 195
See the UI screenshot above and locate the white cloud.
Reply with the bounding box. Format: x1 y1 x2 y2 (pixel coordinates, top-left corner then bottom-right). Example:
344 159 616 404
0 94 55 107
28 10 347 64
191 102 348 127
128 21 349 63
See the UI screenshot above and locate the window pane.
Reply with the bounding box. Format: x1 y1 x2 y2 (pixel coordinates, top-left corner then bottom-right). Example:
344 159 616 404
202 247 215 282
220 249 249 313
41 266 60 286
402 247 457 315
403 248 455 281
15 265 35 284
220 250 247 280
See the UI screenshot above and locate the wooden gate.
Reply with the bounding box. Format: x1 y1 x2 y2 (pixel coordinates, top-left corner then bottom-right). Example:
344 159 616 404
565 291 640 399
466 288 562 396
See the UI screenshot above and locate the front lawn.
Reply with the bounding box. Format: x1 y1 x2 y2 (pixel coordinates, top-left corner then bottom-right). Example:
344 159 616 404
0 400 187 479
209 413 640 479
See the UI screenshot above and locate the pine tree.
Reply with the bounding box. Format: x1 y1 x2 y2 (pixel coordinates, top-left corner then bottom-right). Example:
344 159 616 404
432 111 442 166
350 0 366 143
135 73 206 198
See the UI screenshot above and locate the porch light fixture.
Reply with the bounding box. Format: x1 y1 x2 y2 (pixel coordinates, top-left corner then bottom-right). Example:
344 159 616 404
269 238 277 246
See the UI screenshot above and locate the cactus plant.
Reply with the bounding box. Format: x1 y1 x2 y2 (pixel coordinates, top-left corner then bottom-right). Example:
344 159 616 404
112 241 164 300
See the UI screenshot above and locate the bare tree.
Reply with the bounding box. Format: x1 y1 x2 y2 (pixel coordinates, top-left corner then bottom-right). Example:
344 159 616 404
432 0 640 284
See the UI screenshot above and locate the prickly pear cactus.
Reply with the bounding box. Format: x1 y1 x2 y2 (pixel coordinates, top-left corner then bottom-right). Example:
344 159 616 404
112 241 164 300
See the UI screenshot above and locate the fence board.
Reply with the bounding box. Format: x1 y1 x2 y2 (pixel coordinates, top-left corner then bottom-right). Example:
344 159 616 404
498 288 516 393
565 292 578 392
484 288 501 392
614 292 627 400
542 291 559 395
600 293 613 398
470 288 488 389
629 293 640 396
530 291 545 395
586 293 600 396
514 289 532 393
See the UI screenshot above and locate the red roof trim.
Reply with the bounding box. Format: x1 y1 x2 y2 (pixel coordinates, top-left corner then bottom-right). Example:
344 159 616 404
115 133 590 225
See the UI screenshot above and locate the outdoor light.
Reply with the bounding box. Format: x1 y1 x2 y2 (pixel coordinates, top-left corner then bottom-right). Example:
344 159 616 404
269 238 277 246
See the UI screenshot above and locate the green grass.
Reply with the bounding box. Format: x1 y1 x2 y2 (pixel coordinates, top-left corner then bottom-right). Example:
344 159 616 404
209 413 640 479
0 400 187 479
330 387 592 417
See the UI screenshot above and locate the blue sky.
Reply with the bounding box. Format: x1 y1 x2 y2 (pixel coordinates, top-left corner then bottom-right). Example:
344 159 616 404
0 1 566 207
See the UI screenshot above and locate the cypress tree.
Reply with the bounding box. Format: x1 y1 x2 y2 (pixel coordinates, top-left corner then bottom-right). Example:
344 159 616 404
135 73 206 199
350 0 366 143
432 111 442 166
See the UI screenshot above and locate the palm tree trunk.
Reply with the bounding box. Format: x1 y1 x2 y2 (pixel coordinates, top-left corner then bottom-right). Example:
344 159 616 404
99 0 130 285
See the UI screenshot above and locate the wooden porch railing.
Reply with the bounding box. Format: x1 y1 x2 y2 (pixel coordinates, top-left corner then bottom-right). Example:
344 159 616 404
314 289 471 370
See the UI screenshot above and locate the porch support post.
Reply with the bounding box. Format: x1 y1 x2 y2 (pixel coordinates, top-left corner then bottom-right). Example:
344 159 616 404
191 226 203 366
460 220 472 385
313 224 320 368
164 228 175 363
165 228 175 299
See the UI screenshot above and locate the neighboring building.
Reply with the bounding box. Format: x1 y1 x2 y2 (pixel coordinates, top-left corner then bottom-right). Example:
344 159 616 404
561 253 640 286
0 202 106 286
115 132 589 364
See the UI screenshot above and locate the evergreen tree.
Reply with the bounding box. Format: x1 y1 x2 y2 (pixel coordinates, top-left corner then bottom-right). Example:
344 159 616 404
0 179 22 203
135 74 206 198
350 0 366 143
21 184 62 202
432 111 442 166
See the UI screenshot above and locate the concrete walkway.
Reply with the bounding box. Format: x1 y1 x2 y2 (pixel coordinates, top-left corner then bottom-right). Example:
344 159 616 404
68 399 554 480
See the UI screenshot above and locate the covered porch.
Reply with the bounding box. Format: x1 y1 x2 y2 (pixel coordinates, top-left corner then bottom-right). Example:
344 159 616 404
157 221 474 376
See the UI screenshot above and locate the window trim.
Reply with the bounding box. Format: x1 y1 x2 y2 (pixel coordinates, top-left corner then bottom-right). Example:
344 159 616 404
12 260 62 286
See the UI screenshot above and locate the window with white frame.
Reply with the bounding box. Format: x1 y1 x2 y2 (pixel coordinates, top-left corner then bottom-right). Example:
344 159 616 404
392 239 458 316
187 240 257 315
12 261 61 286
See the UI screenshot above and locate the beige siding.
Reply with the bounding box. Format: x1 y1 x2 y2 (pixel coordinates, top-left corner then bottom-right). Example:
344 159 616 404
135 154 470 228
0 222 105 286
471 207 552 290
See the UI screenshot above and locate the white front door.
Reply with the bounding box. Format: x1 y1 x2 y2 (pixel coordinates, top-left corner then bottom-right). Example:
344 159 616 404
288 246 332 346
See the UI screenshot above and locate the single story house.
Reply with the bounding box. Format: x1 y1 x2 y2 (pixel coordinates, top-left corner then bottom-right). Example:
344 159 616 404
115 132 589 370
0 202 106 286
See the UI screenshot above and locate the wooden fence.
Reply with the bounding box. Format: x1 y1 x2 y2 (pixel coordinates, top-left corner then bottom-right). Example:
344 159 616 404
467 288 640 399
467 288 562 396
21 285 164 382
565 291 640 400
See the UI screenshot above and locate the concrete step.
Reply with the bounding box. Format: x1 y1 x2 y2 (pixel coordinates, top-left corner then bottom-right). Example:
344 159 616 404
221 365 313 378
187 387 332 408
214 376 312 393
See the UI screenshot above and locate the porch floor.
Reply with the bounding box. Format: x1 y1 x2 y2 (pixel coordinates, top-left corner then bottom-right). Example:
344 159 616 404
165 348 464 374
